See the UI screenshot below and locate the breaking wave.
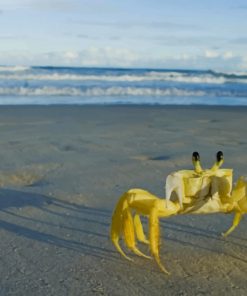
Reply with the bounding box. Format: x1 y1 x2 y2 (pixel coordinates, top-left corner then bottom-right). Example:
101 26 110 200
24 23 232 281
0 86 205 96
0 66 246 105
0 86 245 98
1 71 247 84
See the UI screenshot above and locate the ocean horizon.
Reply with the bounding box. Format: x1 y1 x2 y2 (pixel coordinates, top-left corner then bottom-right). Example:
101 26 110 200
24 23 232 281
0 65 247 106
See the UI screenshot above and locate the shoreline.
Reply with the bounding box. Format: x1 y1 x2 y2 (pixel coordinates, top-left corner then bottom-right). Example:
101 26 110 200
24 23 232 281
0 103 247 107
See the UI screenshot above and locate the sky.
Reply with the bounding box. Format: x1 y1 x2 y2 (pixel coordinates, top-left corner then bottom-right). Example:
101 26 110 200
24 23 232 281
0 0 247 71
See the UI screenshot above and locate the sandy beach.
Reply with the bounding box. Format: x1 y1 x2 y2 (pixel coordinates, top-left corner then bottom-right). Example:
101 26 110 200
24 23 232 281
0 105 247 295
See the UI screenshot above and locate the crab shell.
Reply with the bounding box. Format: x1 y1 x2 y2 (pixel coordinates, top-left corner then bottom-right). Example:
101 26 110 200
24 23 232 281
166 169 233 208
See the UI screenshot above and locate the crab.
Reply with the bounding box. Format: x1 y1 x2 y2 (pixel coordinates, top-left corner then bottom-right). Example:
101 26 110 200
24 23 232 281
110 151 247 274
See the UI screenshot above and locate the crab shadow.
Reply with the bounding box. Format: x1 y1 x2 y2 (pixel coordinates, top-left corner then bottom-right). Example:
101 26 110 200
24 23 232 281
158 218 247 264
1 188 246 269
0 188 117 261
137 215 247 265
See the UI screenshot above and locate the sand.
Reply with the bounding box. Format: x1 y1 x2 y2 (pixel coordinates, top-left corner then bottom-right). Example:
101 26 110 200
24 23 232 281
0 105 247 295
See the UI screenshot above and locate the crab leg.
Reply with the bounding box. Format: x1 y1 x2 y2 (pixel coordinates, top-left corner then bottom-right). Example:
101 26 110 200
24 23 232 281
133 214 149 244
222 212 242 237
111 194 133 261
222 177 247 237
149 207 170 274
122 207 151 259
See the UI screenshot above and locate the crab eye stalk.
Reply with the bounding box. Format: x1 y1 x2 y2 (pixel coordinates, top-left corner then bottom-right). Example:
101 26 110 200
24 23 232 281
216 151 223 162
192 151 200 161
192 151 203 173
211 151 224 171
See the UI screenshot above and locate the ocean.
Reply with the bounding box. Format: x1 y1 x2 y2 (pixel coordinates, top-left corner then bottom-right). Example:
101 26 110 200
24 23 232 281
0 66 247 105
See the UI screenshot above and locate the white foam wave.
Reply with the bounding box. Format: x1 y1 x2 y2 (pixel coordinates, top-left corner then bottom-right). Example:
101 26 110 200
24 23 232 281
0 86 207 97
1 72 247 84
0 66 30 72
147 71 227 84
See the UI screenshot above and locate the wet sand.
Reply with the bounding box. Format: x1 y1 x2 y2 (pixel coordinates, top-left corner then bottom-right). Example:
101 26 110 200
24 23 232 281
0 105 247 295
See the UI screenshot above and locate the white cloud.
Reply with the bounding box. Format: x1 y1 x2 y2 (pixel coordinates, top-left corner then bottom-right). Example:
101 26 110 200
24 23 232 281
204 50 235 61
63 51 79 60
0 47 141 67
173 53 191 61
205 50 220 58
51 47 141 67
223 51 234 59
78 47 139 67
0 47 245 72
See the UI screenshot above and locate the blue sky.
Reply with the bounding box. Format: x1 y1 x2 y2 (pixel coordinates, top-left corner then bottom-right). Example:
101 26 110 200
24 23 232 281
0 0 247 71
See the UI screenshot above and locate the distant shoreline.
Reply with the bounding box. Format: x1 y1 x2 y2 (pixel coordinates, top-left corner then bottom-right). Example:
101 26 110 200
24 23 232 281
0 104 247 109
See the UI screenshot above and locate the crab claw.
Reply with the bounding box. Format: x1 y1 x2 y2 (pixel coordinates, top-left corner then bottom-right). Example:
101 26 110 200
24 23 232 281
166 173 184 209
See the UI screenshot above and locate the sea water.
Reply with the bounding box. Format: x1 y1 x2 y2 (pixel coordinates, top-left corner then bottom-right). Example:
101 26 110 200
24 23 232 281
0 66 247 105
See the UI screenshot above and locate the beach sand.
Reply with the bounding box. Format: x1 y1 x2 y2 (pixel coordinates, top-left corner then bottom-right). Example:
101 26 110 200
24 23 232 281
0 105 247 295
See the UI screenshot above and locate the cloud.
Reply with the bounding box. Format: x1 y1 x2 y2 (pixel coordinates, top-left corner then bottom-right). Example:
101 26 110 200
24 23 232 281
73 20 202 31
76 33 121 41
205 50 220 58
223 51 234 59
63 51 79 60
0 0 80 12
0 47 140 67
146 35 227 47
70 31 221 47
0 47 244 72
204 50 235 60
76 47 140 67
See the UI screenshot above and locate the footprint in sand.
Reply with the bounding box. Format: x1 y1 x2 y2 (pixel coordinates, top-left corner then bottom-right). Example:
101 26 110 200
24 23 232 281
131 155 171 162
0 163 60 187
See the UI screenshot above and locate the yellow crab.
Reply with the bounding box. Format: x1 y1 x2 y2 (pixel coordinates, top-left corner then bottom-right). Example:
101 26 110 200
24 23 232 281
110 152 247 274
